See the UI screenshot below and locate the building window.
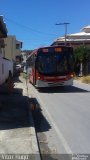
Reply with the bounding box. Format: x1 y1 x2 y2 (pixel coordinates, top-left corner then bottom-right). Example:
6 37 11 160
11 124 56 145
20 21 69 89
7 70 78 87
16 44 20 49
21 42 22 48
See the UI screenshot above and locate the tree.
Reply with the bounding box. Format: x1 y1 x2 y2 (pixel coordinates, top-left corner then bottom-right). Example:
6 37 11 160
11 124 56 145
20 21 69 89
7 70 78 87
74 45 90 76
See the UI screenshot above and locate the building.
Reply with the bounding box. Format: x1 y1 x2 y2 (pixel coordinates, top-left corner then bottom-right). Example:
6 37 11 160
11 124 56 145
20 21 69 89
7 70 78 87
0 15 7 57
0 15 7 84
3 35 22 61
51 25 90 49
21 51 27 63
0 16 13 85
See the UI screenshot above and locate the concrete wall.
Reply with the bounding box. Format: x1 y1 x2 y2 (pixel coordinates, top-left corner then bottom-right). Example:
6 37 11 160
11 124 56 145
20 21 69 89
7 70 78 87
3 36 22 61
0 54 13 85
4 36 16 60
16 41 22 57
0 54 2 84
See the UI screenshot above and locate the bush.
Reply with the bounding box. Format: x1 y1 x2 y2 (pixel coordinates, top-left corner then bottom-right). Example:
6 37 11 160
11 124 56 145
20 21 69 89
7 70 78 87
74 76 90 84
81 76 90 84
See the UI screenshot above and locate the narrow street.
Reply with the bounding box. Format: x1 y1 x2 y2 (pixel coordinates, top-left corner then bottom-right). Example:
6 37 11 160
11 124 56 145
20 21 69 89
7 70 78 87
28 80 90 157
1 1 90 160
0 76 90 160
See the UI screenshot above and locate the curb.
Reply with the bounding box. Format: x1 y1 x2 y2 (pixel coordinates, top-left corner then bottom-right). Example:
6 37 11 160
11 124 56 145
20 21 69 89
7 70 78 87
74 80 90 91
19 76 41 159
28 100 41 156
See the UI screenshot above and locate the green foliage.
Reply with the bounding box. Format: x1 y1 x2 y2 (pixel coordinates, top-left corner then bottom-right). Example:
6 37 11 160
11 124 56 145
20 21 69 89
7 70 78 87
74 45 90 62
74 76 90 84
21 73 28 79
74 46 90 75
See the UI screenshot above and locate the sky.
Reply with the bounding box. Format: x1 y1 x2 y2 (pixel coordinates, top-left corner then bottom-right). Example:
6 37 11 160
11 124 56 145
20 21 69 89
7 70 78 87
0 0 90 50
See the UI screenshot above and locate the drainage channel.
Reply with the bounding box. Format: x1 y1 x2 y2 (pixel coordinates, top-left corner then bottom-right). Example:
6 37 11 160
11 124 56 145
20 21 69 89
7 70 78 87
30 98 50 160
30 99 62 160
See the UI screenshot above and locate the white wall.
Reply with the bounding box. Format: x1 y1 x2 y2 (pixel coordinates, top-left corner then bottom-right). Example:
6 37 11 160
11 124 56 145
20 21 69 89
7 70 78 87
0 54 2 84
0 54 13 85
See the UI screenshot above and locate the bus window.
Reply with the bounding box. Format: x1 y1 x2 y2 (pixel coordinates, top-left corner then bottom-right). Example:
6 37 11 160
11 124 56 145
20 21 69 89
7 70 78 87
36 48 74 76
27 54 35 74
38 54 56 74
63 56 68 72
67 53 74 72
38 56 44 72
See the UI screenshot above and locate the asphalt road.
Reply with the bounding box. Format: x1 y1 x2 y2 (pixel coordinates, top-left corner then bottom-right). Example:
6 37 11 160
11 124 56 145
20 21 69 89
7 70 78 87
28 80 90 155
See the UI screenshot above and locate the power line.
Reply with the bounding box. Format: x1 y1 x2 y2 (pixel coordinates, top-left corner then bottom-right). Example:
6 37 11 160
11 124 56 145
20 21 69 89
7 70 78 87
5 16 57 36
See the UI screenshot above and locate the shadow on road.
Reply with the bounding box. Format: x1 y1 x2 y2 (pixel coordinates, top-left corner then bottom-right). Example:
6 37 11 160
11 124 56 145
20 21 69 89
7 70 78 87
13 76 23 83
0 88 34 130
29 98 51 132
13 88 23 95
38 85 90 93
0 87 51 133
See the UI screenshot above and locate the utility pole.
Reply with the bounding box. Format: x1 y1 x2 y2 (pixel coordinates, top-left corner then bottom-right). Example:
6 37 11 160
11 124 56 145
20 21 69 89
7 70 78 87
55 22 70 46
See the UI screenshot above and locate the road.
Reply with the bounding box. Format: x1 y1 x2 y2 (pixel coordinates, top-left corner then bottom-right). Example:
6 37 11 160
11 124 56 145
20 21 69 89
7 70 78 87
28 80 90 155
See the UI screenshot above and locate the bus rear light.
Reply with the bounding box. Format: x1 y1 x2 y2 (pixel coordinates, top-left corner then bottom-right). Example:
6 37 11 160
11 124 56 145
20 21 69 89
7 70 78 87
38 76 41 79
67 74 74 79
37 76 45 81
70 74 74 78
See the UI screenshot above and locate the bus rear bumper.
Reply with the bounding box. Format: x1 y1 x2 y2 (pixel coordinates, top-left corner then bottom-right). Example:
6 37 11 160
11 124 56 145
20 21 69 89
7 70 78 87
36 78 73 88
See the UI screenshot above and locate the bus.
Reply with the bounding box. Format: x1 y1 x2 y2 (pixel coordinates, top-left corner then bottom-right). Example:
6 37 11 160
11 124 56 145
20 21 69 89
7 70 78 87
27 45 74 88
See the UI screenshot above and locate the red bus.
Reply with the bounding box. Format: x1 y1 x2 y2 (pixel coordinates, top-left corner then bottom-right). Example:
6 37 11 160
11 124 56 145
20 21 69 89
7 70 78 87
27 46 74 88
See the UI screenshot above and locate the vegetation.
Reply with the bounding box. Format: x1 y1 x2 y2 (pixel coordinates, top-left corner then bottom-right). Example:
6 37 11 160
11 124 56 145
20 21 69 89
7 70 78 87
74 75 90 84
74 45 90 76
20 72 28 80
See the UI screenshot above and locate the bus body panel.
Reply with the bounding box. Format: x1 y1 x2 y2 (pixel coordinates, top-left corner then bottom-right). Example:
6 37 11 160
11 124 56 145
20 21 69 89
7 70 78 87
36 78 73 88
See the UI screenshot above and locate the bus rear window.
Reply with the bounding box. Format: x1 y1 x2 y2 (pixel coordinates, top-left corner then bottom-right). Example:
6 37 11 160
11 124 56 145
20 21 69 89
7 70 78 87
37 50 74 75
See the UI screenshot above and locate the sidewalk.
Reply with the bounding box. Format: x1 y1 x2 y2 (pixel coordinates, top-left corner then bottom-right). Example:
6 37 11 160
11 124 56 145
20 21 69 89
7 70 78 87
0 76 40 159
74 80 90 91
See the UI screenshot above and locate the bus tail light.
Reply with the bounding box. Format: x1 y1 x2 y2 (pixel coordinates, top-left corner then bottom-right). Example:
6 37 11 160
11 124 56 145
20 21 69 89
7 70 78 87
37 76 41 79
69 73 74 78
70 74 74 78
37 75 45 80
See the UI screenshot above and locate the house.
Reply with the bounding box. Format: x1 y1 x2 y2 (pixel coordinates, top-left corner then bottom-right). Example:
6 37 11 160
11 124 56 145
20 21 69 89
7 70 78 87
0 15 7 56
0 15 13 85
3 35 22 61
51 25 90 49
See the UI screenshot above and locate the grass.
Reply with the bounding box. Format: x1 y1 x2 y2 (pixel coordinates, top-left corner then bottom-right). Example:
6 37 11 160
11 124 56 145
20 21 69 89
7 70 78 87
74 75 90 84
20 72 28 80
